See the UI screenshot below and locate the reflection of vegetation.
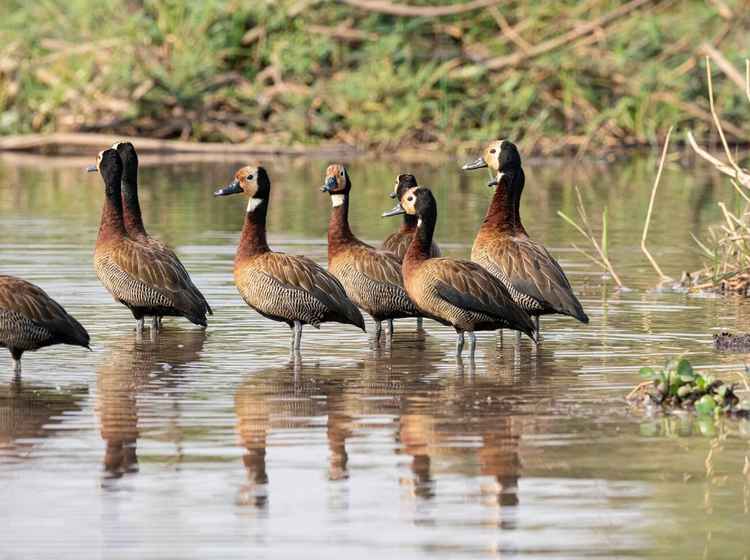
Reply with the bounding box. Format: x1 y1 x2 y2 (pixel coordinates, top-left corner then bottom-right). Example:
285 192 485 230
630 358 750 417
0 1 747 154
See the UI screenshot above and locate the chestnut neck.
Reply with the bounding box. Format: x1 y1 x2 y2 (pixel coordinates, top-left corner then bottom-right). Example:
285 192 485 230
327 193 357 258
481 168 526 235
98 178 127 242
404 207 437 271
236 199 270 260
121 168 148 241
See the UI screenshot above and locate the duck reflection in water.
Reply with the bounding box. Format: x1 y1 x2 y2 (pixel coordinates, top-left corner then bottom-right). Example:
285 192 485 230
0 379 87 460
96 329 206 479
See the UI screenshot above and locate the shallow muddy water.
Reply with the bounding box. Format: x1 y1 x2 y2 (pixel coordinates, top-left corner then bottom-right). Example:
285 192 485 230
1 153 749 559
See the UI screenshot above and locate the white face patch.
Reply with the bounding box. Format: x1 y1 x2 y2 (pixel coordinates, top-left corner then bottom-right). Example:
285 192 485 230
247 197 263 212
417 218 422 227
331 194 346 208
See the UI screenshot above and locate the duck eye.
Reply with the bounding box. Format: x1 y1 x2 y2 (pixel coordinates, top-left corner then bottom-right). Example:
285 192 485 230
490 148 496 154
247 174 253 181
339 171 344 176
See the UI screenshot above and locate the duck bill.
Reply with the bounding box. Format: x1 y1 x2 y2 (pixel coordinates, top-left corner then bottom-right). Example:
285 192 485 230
382 204 406 218
85 164 98 173
321 176 337 193
461 157 487 171
214 179 243 196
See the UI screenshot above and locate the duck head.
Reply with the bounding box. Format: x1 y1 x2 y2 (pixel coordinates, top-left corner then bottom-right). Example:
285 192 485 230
462 140 522 187
390 173 418 201
86 149 122 184
383 186 436 224
112 141 138 184
321 164 351 207
214 165 271 213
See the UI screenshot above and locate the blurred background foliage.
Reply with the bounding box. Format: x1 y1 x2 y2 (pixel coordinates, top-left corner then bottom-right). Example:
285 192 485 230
0 0 748 155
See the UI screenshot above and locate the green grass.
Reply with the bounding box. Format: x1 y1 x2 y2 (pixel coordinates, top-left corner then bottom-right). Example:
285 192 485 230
0 0 748 154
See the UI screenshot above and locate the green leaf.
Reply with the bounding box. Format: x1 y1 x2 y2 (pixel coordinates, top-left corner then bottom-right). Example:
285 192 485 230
639 367 656 379
676 359 694 381
695 395 717 415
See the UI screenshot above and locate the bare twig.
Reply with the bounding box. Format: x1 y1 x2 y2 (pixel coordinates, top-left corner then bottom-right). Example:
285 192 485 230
687 131 750 187
452 0 656 78
699 43 745 90
641 126 673 282
338 0 502 17
558 187 625 288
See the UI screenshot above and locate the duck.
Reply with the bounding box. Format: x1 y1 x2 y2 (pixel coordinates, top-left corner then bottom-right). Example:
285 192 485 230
113 141 212 328
0 275 90 374
382 186 536 357
215 165 365 353
87 148 209 332
382 173 441 331
462 140 589 338
321 164 419 343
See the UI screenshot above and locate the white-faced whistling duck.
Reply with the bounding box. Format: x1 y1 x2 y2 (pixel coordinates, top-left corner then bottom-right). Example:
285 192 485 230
0 275 90 374
383 187 536 357
462 140 589 339
382 173 441 331
215 165 365 354
113 141 212 329
321 164 419 344
87 149 209 333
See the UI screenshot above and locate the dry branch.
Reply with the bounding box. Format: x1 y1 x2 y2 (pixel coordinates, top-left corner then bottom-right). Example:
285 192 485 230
0 132 358 157
698 42 745 90
641 126 673 282
338 0 502 17
452 0 656 78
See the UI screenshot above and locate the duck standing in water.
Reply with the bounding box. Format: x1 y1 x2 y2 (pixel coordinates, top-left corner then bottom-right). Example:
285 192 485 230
383 187 535 357
215 166 365 353
88 149 209 332
382 174 440 332
322 164 419 344
462 141 588 339
0 276 90 374
114 141 212 329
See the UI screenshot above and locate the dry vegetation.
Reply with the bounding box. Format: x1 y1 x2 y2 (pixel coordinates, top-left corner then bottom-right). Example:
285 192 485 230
0 0 748 155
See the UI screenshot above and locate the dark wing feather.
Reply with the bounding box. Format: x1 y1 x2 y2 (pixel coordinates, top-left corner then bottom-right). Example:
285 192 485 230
428 259 535 334
0 275 89 347
500 238 588 322
109 241 208 324
149 239 212 315
262 254 365 329
353 247 405 287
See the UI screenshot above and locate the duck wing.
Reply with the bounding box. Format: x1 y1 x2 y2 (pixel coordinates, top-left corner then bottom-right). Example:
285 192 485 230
259 253 365 329
426 259 535 335
0 275 89 347
478 237 588 322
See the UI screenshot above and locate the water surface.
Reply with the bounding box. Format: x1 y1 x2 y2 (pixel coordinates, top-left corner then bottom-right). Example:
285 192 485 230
1 153 749 558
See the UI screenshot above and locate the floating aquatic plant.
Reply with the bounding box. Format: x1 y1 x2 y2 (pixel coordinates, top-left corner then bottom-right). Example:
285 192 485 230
628 358 750 418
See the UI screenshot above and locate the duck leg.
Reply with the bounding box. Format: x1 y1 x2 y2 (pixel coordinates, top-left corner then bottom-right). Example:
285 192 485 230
455 331 465 357
374 321 383 344
10 349 22 375
135 318 145 335
467 331 477 357
387 319 394 342
416 317 423 330
151 315 160 331
294 321 303 352
534 316 540 344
